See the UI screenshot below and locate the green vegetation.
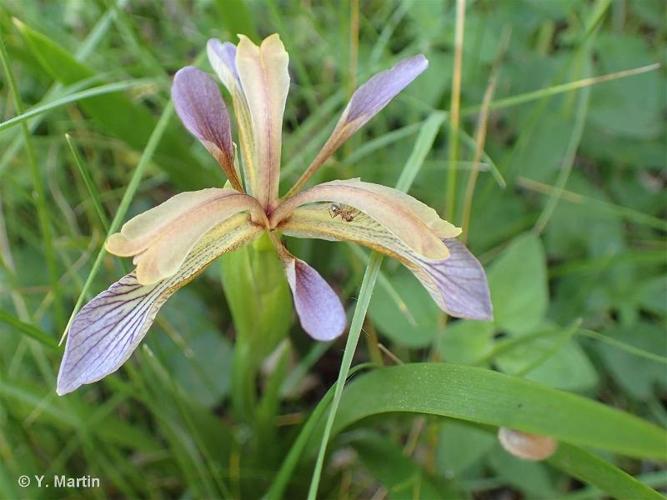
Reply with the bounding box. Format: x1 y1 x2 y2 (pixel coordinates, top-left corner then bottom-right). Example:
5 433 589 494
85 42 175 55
1 0 665 498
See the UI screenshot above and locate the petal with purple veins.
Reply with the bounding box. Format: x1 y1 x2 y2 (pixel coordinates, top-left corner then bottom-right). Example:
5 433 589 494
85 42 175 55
278 204 492 321
57 214 263 395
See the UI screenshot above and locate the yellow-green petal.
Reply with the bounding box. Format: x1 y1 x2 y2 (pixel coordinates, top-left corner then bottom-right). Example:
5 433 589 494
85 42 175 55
106 188 265 284
235 34 289 209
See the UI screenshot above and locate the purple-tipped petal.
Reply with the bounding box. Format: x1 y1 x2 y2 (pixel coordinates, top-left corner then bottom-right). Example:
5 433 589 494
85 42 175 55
292 55 429 192
57 215 263 395
172 66 242 190
345 54 429 124
278 205 492 322
56 273 163 395
420 239 493 320
207 39 241 88
284 257 346 341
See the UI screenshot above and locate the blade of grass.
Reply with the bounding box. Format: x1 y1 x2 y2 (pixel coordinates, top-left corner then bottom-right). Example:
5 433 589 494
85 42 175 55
65 133 110 231
0 79 155 133
307 107 444 499
548 443 664 500
534 81 591 233
517 176 667 232
461 63 660 116
58 101 175 345
0 310 58 349
445 0 466 220
0 27 64 331
333 363 667 459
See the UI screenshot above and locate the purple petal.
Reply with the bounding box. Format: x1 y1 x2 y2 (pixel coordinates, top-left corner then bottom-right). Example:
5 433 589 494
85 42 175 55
346 54 429 124
57 273 166 395
207 39 240 86
284 257 347 341
172 66 240 189
420 238 493 320
293 55 429 192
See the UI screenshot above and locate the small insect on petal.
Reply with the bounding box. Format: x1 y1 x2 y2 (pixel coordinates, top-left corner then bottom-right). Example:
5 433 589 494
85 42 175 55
498 427 558 461
283 255 347 341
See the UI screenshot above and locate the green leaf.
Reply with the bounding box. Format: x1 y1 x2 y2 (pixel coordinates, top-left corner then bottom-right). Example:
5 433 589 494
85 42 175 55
488 233 548 334
13 18 211 189
437 421 496 476
596 323 667 401
333 364 667 460
495 323 599 392
352 433 455 500
548 443 665 500
368 268 441 347
438 319 495 365
0 309 58 348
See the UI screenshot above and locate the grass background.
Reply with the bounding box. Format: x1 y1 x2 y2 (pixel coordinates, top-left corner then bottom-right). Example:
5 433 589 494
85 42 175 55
0 0 665 498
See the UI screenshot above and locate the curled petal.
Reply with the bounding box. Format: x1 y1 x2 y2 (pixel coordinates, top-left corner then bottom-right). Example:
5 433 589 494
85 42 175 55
172 67 242 191
236 34 290 208
289 55 428 194
207 39 241 91
208 39 257 195
272 179 459 260
278 204 492 320
106 188 264 284
278 247 346 341
57 214 263 395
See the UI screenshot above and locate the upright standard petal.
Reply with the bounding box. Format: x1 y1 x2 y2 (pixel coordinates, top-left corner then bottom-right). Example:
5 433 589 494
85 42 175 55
277 246 346 341
208 39 257 193
271 179 459 260
235 34 290 209
57 214 263 395
278 204 492 321
172 67 243 191
106 188 265 284
288 55 428 195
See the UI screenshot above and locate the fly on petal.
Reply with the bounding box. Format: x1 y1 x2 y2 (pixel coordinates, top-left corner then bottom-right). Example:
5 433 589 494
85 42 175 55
278 204 492 321
272 179 457 260
172 67 243 191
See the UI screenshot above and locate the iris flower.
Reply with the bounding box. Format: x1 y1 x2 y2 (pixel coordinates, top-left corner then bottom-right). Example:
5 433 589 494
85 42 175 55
57 34 492 395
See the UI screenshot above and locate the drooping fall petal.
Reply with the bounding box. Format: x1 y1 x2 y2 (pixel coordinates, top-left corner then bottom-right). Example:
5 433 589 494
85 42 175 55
57 214 263 395
289 55 428 194
235 34 290 208
277 204 492 320
277 245 346 341
172 67 242 191
207 39 257 193
272 179 459 260
106 188 265 285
